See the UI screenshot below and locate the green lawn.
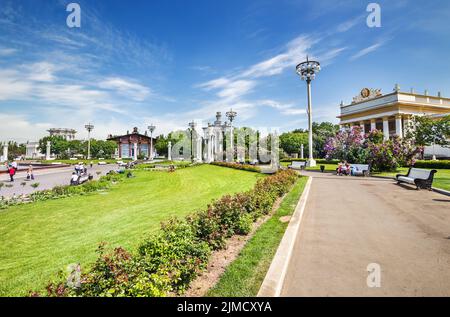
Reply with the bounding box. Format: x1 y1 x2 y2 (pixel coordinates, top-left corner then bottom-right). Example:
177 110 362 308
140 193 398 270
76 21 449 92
0 165 263 296
207 176 308 297
373 168 450 191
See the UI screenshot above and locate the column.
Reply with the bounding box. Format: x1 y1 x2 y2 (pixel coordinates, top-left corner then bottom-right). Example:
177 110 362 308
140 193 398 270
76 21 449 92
403 115 412 136
395 114 403 138
383 117 389 141
300 144 304 159
370 119 376 131
46 141 51 160
168 141 172 161
133 143 138 161
229 125 234 162
196 134 202 162
1 143 8 162
360 121 365 134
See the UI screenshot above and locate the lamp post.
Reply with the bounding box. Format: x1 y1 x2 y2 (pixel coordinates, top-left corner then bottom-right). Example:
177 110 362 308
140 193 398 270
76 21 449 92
148 124 156 160
296 56 320 167
226 109 237 162
84 123 94 160
188 121 196 162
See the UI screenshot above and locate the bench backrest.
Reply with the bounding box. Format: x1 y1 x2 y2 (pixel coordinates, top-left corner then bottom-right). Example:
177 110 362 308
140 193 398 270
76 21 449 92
408 168 433 180
351 164 369 171
291 161 306 167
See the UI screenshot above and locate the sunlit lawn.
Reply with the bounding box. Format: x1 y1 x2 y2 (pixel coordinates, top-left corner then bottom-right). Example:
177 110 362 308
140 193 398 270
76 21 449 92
373 167 450 191
0 165 263 296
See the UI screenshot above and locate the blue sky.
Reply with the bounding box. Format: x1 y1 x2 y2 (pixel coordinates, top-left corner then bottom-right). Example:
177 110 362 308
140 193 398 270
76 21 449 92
1 0 450 142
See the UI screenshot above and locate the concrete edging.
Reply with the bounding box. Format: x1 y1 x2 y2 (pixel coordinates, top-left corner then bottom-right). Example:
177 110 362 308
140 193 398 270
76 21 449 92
372 175 450 197
257 176 313 297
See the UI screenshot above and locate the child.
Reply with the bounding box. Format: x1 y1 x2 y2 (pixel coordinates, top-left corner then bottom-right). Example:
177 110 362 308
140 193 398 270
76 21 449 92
337 161 343 176
9 166 15 182
27 165 34 180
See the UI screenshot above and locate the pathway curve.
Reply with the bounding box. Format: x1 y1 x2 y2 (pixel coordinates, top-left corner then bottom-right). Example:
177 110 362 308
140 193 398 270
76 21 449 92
281 171 450 296
0 164 116 198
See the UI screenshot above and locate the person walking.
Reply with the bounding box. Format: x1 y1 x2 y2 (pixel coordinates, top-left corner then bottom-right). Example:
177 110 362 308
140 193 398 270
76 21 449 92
9 165 15 182
27 165 34 180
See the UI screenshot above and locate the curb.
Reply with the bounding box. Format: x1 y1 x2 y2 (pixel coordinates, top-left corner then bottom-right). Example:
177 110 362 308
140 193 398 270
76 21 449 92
257 176 313 297
432 187 450 197
372 175 450 197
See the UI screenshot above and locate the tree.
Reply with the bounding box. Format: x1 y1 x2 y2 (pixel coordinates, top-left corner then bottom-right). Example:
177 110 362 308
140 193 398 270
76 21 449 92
88 140 117 158
324 126 366 163
406 115 450 158
38 136 70 158
325 127 421 172
279 132 309 156
312 122 339 159
7 141 26 160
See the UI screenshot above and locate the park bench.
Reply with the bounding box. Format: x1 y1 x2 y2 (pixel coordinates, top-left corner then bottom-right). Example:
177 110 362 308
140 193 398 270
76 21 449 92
396 168 437 190
288 161 306 170
351 164 370 177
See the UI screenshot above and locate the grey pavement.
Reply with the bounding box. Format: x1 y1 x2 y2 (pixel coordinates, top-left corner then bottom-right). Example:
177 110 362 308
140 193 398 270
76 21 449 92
281 171 450 297
0 164 117 198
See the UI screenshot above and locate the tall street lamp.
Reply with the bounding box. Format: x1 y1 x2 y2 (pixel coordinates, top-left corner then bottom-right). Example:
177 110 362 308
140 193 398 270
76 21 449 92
226 109 237 162
296 56 320 167
148 124 156 160
84 123 94 160
188 121 196 162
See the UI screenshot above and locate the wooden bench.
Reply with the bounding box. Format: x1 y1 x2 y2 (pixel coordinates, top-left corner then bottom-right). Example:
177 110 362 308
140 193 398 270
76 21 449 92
396 167 437 190
351 164 370 177
288 161 306 170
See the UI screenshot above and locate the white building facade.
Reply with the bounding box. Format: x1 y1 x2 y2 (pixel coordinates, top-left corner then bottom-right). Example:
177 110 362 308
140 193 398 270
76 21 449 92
339 86 450 158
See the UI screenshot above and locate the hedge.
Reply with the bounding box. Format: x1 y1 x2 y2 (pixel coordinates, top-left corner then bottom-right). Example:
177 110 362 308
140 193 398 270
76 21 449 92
280 158 450 170
32 169 299 297
412 160 450 170
210 161 261 173
280 158 340 165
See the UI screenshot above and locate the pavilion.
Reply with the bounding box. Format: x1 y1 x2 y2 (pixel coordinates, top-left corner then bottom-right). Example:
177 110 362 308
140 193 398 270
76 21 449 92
107 127 156 160
338 85 450 158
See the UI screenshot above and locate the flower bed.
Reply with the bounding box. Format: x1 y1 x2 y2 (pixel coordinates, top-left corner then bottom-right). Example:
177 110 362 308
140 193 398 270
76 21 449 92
210 161 261 173
32 169 299 297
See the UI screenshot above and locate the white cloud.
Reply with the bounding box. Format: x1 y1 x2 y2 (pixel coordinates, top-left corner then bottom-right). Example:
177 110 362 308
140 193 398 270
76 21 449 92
0 47 17 56
0 70 33 100
98 77 152 102
350 42 386 61
0 114 51 143
26 62 58 82
216 80 256 100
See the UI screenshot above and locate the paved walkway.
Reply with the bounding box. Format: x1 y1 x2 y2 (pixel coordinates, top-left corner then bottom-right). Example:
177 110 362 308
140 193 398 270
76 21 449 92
281 171 450 297
0 164 116 198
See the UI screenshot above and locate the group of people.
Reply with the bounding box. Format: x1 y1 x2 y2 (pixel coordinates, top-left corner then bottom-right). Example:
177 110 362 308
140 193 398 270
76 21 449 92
74 163 88 175
4 162 34 182
337 161 352 176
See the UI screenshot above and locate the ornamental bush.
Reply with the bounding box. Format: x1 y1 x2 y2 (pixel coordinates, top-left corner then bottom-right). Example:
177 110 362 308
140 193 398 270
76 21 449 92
324 128 422 172
210 161 261 173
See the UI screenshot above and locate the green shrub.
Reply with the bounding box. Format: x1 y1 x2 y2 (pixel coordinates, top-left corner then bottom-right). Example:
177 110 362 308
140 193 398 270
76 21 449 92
137 219 211 293
210 161 261 173
412 160 450 169
235 213 253 235
280 158 340 164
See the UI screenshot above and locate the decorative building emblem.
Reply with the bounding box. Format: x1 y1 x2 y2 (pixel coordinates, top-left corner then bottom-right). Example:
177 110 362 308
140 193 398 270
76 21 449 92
352 88 382 103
